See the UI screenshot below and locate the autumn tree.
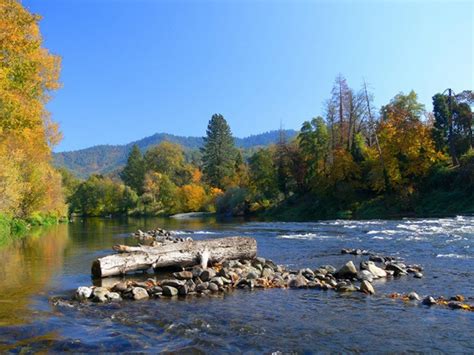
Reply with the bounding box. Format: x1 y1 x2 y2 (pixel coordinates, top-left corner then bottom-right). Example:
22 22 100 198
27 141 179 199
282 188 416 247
0 0 65 221
201 114 238 189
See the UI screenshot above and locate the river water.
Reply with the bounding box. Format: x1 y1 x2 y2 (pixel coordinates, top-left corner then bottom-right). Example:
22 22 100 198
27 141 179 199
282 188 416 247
0 216 473 352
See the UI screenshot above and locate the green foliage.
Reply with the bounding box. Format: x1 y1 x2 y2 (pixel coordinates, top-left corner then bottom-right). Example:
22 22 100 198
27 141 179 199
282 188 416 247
201 114 238 189
216 187 249 216
248 148 280 201
121 144 146 194
69 175 138 216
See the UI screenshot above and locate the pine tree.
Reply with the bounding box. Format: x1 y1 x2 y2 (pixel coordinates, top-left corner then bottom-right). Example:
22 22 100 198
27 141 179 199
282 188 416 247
120 145 145 195
201 114 237 188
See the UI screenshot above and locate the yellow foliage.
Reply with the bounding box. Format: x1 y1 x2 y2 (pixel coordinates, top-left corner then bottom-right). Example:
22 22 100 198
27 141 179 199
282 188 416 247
0 0 65 219
178 184 206 212
191 168 202 183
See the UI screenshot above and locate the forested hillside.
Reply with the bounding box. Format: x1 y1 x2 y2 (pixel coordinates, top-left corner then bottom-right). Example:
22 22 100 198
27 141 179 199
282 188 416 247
53 130 297 178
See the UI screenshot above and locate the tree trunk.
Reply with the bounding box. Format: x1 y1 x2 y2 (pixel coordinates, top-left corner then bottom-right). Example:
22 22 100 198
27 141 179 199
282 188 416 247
91 236 257 278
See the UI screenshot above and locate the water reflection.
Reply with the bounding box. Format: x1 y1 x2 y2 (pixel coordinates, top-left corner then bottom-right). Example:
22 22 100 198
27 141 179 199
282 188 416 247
0 225 69 326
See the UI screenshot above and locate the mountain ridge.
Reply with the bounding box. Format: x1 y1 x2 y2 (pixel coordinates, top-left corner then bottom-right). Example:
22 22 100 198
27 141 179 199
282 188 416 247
54 129 298 178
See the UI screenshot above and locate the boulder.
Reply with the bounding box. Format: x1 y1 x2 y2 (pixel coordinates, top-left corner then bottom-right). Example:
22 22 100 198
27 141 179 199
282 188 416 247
106 292 122 301
200 269 216 282
132 287 149 300
288 275 308 288
162 286 178 297
360 280 375 295
75 286 93 300
336 261 358 278
92 287 109 303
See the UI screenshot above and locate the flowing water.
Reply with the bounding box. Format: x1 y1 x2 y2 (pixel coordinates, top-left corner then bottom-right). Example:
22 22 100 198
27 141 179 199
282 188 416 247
0 216 473 353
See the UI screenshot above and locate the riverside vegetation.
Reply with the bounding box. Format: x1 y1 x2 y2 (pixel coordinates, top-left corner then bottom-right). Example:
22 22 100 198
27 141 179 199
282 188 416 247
66 88 474 220
1 0 473 239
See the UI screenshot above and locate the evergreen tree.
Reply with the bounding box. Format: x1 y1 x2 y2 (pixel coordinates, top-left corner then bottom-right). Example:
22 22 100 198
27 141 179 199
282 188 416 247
201 114 237 188
120 145 145 195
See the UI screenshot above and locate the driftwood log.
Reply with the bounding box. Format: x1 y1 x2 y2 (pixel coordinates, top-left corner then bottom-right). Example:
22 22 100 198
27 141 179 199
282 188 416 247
91 236 257 278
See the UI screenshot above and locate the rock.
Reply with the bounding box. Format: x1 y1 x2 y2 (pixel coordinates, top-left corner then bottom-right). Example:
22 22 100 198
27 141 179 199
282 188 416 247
288 275 308 288
336 261 358 278
369 255 385 263
196 282 209 292
360 280 375 295
322 265 337 274
106 292 122 301
132 287 149 300
208 282 219 292
162 286 178 297
173 271 193 280
178 285 189 296
262 267 274 278
210 276 224 287
112 282 128 293
386 263 407 276
160 279 185 288
448 301 463 309
254 257 266 265
364 261 387 278
414 272 423 279
246 271 259 280
422 296 437 306
408 292 420 301
149 286 163 295
357 270 374 283
200 269 216 282
192 266 204 278
75 286 93 300
336 282 357 293
92 287 110 303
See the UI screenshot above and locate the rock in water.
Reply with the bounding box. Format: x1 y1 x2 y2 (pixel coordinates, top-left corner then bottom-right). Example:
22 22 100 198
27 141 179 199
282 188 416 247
422 296 436 306
288 275 308 288
75 286 93 300
132 287 149 300
357 270 374 282
92 287 110 303
414 272 423 279
107 292 122 302
360 280 375 295
408 292 420 301
363 261 387 278
336 261 358 278
162 286 178 297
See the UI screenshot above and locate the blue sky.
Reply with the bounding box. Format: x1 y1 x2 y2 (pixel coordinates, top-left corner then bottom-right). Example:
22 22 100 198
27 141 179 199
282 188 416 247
23 0 473 152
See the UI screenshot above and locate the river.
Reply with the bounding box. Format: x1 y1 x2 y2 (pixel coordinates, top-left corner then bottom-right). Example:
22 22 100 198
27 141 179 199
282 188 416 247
0 216 473 352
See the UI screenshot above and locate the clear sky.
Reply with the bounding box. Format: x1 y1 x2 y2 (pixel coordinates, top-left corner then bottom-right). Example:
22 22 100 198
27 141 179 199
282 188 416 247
23 0 473 152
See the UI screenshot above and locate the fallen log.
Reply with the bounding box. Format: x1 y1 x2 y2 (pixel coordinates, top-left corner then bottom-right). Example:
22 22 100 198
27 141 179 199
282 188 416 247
91 236 257 278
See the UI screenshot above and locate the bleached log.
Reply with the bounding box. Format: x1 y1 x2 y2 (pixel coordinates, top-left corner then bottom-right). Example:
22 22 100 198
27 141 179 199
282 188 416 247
91 236 257 278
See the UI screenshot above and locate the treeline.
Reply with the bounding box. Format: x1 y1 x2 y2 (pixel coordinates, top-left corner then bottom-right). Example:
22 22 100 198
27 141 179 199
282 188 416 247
68 79 473 218
0 0 66 235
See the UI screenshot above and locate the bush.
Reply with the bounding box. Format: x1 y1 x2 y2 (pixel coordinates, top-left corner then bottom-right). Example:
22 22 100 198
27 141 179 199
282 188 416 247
216 187 250 216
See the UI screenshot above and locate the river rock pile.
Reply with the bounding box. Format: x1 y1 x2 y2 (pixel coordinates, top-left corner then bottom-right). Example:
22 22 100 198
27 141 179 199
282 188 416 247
133 228 192 246
75 250 423 303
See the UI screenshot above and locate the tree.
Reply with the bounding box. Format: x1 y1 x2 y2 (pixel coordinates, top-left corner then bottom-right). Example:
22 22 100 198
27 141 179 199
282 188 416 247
144 141 192 186
201 114 238 188
432 92 473 164
248 148 279 201
0 0 66 221
120 145 145 194
298 116 329 190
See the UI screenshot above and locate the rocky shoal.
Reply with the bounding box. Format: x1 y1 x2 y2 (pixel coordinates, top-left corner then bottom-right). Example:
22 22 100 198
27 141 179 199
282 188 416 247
72 248 474 312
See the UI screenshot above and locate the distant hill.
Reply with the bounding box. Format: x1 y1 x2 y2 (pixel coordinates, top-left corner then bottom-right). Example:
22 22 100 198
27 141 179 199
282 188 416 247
53 130 297 178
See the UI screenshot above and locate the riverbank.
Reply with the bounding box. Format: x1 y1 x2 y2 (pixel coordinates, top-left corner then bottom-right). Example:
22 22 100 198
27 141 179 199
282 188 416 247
0 213 67 238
